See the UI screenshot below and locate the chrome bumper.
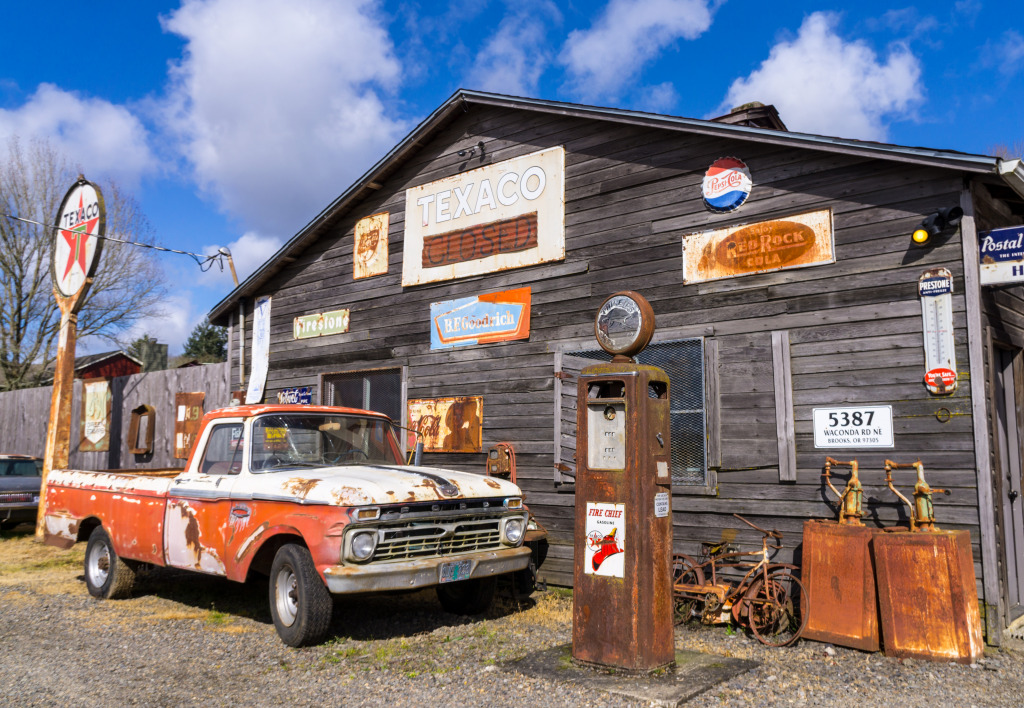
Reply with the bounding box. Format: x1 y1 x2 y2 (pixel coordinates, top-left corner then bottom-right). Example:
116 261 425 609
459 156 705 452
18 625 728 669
322 546 532 594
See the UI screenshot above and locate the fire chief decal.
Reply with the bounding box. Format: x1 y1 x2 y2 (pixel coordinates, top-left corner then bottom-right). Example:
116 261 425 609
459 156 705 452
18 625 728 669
585 502 625 578
53 178 105 297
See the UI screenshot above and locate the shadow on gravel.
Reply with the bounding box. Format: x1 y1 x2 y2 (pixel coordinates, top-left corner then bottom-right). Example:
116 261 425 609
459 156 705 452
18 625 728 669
111 564 532 643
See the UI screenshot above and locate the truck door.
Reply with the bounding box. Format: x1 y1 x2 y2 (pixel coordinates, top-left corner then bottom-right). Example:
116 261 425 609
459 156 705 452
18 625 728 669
164 421 244 575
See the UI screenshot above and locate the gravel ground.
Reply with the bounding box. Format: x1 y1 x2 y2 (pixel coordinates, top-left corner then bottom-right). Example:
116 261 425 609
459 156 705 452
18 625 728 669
1 528 1022 707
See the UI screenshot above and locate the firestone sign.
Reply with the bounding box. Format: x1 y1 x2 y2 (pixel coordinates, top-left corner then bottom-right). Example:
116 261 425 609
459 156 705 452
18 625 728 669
53 179 105 297
403 146 565 286
430 287 531 350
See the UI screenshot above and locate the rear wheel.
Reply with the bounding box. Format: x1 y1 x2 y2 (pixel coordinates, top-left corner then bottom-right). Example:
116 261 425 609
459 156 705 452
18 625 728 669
84 527 136 599
436 577 496 615
746 570 808 647
269 544 333 647
671 554 706 624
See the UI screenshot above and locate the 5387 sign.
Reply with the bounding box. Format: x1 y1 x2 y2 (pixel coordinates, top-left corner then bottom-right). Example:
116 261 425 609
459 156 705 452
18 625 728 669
813 405 893 448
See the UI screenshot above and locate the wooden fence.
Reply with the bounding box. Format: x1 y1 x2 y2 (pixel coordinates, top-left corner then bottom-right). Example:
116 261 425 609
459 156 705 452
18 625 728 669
0 363 230 470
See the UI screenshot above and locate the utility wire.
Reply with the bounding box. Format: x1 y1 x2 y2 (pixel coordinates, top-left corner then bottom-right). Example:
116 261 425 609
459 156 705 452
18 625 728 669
1 212 230 272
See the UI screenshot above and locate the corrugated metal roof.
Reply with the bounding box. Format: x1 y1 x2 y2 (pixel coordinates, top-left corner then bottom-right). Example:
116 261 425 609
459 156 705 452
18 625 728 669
207 89 1005 324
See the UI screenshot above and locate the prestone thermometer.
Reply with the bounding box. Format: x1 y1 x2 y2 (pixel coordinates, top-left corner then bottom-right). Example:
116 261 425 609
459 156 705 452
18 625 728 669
918 268 957 394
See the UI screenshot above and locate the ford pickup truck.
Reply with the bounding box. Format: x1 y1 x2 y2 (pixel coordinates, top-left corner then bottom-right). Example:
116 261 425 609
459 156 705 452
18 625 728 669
42 404 537 646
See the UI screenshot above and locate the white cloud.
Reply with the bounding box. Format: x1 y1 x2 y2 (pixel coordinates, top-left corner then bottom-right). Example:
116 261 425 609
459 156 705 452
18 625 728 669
200 230 285 289
98 292 199 355
465 4 558 97
0 84 157 187
560 0 715 101
717 12 923 141
160 0 409 238
993 30 1024 77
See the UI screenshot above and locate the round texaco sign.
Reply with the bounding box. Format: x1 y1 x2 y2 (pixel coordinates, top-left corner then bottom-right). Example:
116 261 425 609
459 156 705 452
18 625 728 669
52 179 105 297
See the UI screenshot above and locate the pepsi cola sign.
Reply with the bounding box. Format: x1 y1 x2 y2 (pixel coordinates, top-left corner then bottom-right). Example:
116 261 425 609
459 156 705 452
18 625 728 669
702 157 752 213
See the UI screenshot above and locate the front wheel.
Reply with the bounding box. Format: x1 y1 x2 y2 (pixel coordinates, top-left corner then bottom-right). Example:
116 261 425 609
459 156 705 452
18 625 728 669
671 554 706 625
269 544 333 647
745 570 808 647
84 526 136 599
436 577 496 615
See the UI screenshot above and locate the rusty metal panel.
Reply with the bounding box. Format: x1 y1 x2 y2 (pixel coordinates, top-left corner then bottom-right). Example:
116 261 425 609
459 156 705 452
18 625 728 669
353 211 389 279
801 520 880 651
402 146 565 286
572 363 674 673
682 208 834 284
79 377 112 452
873 530 985 663
407 397 482 452
174 392 205 459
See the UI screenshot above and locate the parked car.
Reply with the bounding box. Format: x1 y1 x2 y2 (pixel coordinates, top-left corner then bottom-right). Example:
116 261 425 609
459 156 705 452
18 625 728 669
0 454 43 530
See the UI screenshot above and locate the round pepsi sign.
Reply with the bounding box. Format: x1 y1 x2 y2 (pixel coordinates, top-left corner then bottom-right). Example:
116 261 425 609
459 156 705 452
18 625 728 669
702 157 752 213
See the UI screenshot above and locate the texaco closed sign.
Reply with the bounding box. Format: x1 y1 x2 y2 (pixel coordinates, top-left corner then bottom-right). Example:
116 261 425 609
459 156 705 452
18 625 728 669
402 146 565 286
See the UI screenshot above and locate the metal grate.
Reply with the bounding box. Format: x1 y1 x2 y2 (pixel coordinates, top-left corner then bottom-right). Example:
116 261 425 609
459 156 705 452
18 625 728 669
373 517 503 561
322 368 402 422
573 339 707 486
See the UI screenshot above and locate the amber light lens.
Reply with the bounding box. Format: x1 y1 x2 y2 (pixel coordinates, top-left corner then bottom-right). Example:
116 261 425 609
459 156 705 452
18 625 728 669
912 228 930 244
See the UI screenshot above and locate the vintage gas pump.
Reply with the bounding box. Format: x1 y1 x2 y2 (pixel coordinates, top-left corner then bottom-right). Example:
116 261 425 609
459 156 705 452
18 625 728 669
572 291 675 672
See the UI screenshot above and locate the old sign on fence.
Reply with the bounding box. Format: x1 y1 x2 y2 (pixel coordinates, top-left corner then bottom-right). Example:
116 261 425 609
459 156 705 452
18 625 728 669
79 378 112 452
682 208 834 284
978 225 1024 286
174 392 205 459
294 309 350 339
430 287 530 349
402 146 565 286
407 397 483 452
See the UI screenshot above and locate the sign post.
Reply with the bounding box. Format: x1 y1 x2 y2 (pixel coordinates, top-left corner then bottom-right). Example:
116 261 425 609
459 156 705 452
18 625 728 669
36 177 105 540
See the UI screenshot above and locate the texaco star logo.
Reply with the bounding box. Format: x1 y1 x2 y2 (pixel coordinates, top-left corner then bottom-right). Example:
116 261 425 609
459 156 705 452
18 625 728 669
53 181 104 297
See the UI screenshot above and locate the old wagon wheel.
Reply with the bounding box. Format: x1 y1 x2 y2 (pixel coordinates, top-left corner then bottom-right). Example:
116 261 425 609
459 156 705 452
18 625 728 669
745 570 808 647
671 553 706 624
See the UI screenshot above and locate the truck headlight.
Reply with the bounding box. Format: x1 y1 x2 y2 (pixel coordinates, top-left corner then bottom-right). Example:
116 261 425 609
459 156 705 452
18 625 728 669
346 530 378 562
502 517 525 545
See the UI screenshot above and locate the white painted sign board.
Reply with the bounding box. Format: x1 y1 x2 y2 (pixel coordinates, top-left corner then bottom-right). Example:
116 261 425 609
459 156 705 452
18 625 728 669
813 406 894 448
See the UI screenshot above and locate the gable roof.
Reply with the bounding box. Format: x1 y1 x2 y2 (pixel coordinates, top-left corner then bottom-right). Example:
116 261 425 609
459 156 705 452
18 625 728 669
208 89 1020 325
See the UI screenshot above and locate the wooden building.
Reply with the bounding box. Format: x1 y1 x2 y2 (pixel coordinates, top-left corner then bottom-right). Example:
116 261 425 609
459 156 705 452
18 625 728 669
207 90 1024 643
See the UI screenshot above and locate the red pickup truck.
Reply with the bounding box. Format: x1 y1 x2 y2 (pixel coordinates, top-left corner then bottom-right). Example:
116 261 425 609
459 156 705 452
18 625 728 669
42 404 539 646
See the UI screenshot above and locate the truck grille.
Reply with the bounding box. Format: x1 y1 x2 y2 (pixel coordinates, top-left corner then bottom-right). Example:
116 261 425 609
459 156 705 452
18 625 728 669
373 516 502 562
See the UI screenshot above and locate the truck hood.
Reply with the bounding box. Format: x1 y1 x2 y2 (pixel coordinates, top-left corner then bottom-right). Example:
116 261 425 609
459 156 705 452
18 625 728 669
250 464 522 506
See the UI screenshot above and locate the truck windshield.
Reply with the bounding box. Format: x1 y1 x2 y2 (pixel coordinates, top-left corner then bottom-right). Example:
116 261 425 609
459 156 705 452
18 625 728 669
250 414 403 472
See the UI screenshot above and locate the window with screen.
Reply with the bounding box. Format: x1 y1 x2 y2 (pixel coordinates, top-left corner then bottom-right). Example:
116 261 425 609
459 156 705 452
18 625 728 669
572 339 707 486
321 368 402 423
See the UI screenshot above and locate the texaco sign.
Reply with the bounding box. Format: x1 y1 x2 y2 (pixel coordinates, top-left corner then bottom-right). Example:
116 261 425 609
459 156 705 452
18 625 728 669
53 179 105 297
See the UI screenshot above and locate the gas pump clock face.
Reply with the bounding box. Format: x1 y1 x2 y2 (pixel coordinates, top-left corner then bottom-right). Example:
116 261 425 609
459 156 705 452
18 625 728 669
594 291 655 357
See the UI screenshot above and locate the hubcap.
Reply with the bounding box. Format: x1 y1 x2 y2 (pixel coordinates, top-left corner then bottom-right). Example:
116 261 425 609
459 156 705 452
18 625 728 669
275 565 298 627
87 543 110 588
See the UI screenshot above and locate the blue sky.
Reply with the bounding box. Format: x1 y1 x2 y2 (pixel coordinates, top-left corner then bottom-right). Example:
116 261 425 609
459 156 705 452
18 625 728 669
1 0 1022 353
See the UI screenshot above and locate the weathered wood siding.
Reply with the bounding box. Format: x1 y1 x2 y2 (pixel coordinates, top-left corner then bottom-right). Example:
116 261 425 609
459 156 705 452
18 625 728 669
230 105 987 596
0 363 230 470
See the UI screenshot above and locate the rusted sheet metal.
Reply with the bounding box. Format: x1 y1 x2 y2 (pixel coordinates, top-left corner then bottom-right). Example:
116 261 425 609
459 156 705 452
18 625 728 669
407 397 483 452
353 211 389 279
682 208 834 284
801 520 880 651
873 530 984 663
174 392 205 459
573 362 674 673
402 146 565 286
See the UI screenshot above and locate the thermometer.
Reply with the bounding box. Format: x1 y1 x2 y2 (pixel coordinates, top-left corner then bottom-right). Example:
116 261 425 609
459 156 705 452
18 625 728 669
919 268 957 394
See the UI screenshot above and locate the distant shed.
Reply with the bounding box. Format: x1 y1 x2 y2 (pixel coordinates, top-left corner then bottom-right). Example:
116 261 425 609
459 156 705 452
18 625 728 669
208 90 1024 644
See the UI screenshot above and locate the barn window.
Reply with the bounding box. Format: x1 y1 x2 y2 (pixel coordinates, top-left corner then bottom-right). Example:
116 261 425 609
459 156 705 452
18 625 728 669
558 338 709 488
320 367 404 424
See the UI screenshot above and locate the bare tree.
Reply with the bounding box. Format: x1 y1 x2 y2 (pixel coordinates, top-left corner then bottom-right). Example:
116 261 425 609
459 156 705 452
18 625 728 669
0 137 168 390
989 141 1024 159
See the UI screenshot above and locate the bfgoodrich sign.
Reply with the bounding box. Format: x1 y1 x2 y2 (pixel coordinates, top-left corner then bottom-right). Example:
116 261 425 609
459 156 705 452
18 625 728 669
402 146 565 286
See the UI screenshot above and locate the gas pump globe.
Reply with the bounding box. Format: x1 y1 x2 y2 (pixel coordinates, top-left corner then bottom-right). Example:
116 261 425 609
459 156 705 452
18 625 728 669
572 291 675 672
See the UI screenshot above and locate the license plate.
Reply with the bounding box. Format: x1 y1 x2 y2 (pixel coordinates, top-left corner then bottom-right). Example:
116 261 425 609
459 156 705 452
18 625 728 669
438 559 473 584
